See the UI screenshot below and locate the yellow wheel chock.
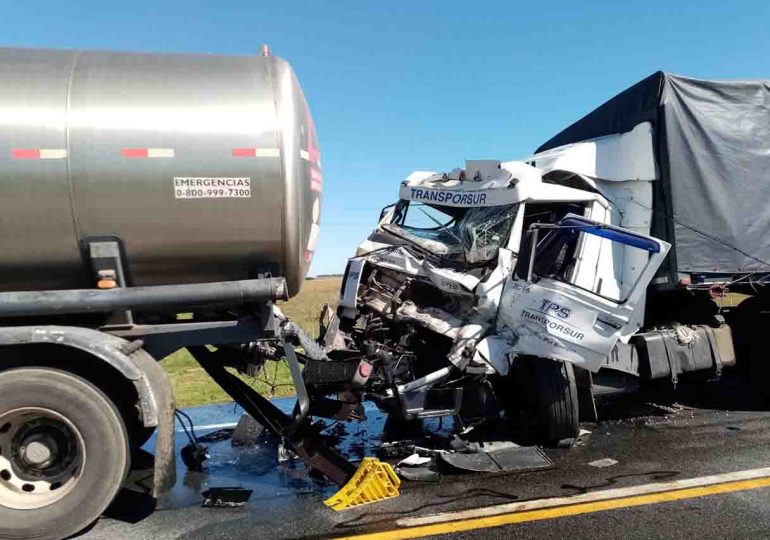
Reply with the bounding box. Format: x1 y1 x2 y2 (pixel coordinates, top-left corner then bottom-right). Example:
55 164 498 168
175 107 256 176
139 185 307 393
324 457 401 511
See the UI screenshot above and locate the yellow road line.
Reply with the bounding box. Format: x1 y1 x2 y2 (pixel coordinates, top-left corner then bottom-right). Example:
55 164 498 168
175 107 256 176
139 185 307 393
336 475 770 540
399 466 770 527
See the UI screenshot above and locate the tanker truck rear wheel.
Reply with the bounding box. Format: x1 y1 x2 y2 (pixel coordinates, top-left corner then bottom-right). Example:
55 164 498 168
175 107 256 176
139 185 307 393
0 368 129 540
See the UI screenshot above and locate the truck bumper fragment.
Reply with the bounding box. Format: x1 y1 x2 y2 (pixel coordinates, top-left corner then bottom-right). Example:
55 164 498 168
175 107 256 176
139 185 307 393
324 457 401 511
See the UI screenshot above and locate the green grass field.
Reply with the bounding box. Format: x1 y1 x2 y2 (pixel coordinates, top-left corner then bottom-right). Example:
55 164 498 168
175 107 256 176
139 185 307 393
162 276 342 407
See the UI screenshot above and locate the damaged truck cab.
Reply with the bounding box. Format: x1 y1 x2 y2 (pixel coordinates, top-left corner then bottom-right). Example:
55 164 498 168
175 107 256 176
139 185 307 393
327 159 676 443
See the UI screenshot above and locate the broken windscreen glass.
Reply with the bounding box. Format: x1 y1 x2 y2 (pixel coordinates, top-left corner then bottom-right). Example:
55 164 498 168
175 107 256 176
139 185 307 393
384 202 518 264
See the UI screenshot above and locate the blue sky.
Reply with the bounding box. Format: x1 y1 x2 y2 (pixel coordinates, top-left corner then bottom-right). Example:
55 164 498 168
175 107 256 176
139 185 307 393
3 1 768 276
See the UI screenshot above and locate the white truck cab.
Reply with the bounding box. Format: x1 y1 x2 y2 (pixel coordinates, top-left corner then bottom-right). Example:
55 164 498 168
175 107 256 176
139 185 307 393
343 158 667 371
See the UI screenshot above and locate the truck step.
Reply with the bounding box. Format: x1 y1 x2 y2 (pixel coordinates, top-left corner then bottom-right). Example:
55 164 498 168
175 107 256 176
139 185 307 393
401 388 463 419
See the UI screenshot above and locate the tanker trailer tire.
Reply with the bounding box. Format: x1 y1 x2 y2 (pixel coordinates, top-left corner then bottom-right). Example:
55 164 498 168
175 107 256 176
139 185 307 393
532 359 580 446
0 368 130 540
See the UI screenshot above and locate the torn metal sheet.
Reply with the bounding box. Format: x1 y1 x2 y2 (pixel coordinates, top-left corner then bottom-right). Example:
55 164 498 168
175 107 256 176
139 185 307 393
472 335 513 376
440 446 553 473
395 301 463 339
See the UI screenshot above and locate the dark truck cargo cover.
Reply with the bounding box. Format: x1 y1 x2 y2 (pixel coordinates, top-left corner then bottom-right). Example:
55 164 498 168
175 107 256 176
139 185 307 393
537 72 770 276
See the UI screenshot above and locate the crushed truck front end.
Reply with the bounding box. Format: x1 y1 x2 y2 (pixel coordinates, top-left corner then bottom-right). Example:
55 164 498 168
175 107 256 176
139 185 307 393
311 159 665 446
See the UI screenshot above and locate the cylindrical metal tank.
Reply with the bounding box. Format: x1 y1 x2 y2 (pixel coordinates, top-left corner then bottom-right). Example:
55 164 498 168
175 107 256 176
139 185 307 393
0 47 322 296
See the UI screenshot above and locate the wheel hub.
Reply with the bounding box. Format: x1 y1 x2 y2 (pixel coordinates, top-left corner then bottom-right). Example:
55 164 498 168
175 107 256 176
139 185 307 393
13 421 73 477
20 434 57 468
0 408 84 510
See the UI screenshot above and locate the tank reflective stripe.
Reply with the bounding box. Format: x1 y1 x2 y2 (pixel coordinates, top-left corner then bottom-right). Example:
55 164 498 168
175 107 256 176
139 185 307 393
307 223 320 252
231 147 280 158
121 148 175 158
301 149 322 167
302 148 322 166
312 198 320 223
306 112 321 165
11 148 67 160
310 167 322 192
302 104 322 167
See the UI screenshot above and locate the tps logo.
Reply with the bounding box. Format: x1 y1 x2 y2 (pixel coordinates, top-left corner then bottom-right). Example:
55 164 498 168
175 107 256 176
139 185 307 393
540 299 572 319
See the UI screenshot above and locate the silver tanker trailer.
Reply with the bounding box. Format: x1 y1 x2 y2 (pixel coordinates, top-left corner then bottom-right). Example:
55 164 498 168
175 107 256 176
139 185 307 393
0 46 366 540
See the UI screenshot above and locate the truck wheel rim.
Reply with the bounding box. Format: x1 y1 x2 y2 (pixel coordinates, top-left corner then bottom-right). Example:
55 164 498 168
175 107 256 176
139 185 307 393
0 407 85 510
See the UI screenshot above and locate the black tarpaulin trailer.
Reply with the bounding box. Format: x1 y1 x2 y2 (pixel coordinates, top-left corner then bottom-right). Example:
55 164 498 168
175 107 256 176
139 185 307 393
536 72 770 283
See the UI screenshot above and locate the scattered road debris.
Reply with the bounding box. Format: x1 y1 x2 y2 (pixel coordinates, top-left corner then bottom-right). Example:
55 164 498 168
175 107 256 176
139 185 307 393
398 453 433 467
201 487 253 508
180 442 210 473
232 412 266 446
588 458 619 468
398 467 442 482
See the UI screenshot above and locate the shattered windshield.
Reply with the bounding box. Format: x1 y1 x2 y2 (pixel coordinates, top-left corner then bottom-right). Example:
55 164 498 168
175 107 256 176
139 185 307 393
384 201 518 264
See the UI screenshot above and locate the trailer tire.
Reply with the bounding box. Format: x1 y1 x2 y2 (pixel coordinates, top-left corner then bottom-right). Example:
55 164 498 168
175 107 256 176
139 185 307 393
0 368 129 540
533 359 579 445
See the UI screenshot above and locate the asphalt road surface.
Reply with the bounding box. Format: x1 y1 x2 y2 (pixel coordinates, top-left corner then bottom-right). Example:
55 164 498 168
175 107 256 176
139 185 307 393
79 378 770 539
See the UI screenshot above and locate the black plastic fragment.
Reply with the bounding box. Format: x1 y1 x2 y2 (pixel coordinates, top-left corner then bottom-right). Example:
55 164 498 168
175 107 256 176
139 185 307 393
181 442 210 472
397 466 441 482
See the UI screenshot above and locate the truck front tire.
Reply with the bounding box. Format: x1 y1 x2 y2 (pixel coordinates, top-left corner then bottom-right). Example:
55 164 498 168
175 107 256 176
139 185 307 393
0 368 130 540
532 359 580 445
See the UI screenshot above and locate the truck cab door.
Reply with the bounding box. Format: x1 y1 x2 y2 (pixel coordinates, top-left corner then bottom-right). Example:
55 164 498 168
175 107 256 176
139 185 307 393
497 214 670 372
